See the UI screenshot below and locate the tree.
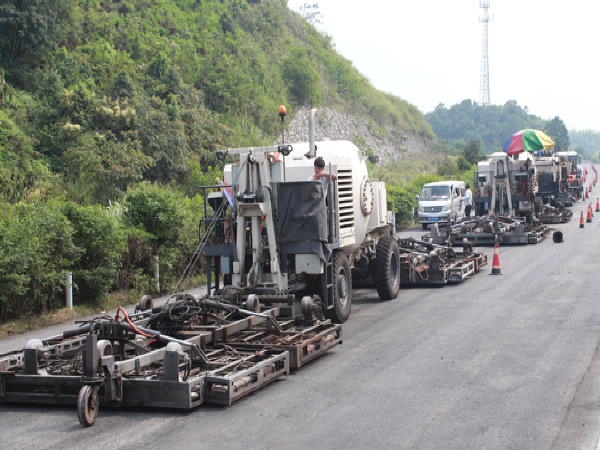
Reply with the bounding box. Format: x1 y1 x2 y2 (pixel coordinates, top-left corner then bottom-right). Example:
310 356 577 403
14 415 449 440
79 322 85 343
112 71 135 100
544 116 570 151
123 183 185 253
436 156 459 177
462 139 483 165
282 47 321 106
456 155 471 171
0 0 76 73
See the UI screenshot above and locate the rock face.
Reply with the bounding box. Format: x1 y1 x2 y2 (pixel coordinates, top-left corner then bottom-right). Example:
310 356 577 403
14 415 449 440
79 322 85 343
277 106 428 164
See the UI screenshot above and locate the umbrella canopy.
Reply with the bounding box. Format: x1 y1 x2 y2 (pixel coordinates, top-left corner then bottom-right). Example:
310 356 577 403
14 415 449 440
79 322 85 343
502 129 555 156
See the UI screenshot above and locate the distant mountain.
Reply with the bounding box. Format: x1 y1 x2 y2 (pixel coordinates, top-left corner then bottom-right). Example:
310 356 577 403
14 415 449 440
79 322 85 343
569 129 600 159
425 99 547 153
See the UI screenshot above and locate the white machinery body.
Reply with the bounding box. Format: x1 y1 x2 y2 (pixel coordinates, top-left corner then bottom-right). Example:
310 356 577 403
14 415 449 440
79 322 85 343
224 140 387 254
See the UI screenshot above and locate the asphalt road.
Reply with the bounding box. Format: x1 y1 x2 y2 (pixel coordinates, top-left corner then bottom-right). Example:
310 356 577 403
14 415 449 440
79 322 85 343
2 202 600 450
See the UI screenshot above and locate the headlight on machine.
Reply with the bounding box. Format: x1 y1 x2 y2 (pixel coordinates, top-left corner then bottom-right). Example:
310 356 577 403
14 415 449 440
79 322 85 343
417 205 424 213
442 204 452 212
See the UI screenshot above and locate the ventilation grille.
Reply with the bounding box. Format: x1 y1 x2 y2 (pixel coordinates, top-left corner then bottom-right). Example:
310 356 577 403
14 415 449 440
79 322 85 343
338 168 354 235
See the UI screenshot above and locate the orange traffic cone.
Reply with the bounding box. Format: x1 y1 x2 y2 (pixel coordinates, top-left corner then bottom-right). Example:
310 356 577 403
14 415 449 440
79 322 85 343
490 244 502 275
587 204 593 222
580 211 585 228
596 198 599 212
584 187 588 199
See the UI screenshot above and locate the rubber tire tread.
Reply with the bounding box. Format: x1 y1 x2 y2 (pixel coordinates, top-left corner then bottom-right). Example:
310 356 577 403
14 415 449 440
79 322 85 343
77 385 99 427
373 235 401 301
325 251 352 323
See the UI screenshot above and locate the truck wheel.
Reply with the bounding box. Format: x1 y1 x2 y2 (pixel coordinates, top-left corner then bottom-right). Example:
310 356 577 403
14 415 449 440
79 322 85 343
421 223 428 230
326 251 352 323
373 235 401 300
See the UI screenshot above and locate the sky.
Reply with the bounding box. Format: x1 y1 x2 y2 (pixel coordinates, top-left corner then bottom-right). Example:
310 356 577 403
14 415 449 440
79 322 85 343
286 0 600 131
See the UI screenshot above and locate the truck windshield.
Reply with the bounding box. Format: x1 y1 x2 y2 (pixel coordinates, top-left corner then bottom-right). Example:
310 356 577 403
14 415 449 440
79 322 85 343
420 186 451 200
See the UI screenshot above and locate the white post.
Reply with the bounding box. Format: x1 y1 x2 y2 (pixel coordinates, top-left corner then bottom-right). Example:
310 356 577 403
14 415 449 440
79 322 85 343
411 207 415 227
153 255 160 292
66 272 73 310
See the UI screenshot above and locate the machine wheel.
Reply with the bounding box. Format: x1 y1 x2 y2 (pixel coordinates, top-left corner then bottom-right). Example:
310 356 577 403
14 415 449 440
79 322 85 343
326 251 352 323
421 223 428 230
373 235 401 300
77 385 99 427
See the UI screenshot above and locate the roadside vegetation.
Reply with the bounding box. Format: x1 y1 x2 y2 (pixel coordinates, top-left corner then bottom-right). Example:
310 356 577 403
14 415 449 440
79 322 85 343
0 0 436 325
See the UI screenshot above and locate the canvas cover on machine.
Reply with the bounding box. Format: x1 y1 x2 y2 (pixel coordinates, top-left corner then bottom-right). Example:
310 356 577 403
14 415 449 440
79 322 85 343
278 181 328 242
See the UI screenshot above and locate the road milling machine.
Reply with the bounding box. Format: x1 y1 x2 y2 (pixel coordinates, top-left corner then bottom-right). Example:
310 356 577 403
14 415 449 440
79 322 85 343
474 151 574 223
200 109 399 323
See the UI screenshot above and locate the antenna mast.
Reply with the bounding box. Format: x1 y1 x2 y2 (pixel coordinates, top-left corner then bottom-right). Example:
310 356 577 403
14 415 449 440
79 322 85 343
479 0 491 106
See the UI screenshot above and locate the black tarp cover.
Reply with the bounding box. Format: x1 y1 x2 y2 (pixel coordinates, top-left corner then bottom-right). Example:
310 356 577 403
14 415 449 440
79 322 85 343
278 181 327 242
277 181 330 263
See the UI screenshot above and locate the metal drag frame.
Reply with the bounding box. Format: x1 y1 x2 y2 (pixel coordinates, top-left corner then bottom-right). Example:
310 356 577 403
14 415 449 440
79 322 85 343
0 306 341 426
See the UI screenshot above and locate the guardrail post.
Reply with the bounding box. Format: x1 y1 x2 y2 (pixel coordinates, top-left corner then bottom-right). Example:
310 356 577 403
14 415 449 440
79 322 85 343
66 271 73 310
154 256 160 292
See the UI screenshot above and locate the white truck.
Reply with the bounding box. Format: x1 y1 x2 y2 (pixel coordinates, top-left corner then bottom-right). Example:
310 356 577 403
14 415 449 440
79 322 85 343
417 181 466 229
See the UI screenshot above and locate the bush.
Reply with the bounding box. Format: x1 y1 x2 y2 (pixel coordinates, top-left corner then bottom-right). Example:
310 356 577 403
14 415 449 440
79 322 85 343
0 202 79 320
61 202 126 303
124 183 185 252
282 47 322 106
122 183 187 290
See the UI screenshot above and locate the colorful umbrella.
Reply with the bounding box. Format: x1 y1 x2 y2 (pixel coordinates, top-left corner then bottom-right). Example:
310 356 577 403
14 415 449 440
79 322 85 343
502 129 555 156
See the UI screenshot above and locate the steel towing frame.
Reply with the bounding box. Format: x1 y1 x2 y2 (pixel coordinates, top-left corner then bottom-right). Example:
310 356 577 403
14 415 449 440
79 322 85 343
0 303 341 426
422 216 551 247
394 237 487 285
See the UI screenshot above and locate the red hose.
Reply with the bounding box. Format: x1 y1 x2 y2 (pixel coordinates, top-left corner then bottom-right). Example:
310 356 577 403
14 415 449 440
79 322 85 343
116 307 151 337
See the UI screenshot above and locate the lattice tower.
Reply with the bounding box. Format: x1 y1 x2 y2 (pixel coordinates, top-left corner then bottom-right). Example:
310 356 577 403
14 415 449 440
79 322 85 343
479 0 491 106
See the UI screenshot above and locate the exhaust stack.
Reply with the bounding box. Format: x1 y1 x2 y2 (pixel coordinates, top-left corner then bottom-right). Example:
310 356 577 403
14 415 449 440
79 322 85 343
306 108 317 159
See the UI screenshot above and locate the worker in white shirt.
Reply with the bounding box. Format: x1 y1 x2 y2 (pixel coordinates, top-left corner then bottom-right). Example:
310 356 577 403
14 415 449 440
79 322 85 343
462 183 472 217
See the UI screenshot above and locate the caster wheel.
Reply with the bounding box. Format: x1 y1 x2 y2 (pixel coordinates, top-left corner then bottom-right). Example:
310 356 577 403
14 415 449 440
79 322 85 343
77 385 99 427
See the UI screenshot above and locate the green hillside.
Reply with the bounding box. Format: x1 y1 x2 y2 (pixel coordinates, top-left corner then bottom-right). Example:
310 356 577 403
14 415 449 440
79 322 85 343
425 99 550 153
570 129 600 161
0 0 433 322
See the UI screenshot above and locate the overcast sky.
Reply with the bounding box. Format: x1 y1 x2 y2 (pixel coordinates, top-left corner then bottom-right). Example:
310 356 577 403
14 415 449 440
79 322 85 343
286 0 599 132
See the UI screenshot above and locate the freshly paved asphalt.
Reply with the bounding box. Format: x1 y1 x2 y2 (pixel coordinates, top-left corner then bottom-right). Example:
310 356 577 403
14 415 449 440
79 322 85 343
2 201 600 450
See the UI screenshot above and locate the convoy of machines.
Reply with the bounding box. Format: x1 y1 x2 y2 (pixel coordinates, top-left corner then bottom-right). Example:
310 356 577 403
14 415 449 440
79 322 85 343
3 114 591 428
425 148 596 247
474 151 596 219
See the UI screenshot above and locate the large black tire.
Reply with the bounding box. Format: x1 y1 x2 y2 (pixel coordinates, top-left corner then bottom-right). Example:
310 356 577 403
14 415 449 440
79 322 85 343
373 235 401 300
421 223 428 230
325 251 352 323
77 385 99 427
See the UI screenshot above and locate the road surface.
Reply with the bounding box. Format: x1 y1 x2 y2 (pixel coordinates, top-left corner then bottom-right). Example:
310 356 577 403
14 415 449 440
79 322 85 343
2 202 600 450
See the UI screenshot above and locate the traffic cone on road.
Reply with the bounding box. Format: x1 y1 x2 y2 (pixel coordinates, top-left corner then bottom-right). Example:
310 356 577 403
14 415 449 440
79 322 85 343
587 204 593 223
596 198 599 213
490 244 502 275
580 211 585 228
584 187 588 199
